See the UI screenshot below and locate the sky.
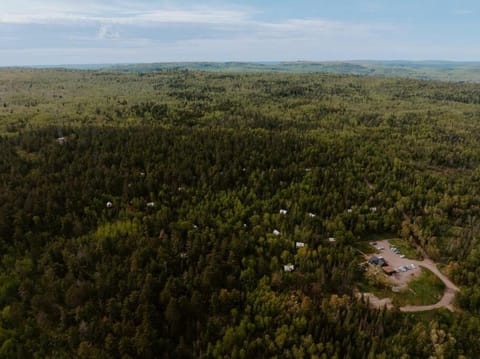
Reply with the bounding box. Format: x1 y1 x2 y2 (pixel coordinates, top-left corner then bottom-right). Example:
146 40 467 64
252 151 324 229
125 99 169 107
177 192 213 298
1 0 480 66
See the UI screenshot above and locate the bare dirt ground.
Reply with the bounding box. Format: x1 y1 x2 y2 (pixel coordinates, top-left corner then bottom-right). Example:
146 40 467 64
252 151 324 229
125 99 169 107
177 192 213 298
362 239 459 312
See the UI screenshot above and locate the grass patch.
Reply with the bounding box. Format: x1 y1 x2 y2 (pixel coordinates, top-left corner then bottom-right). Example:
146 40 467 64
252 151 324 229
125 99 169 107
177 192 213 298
389 238 423 260
402 308 455 322
358 266 445 307
390 268 445 306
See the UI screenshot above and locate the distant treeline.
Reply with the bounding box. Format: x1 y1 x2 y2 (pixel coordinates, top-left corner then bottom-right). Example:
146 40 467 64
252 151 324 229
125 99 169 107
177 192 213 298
24 60 480 82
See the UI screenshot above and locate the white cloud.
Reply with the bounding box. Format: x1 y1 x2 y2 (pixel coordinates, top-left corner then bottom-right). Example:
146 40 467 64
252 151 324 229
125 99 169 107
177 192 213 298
0 2 250 25
0 1 407 65
454 9 474 15
97 24 119 40
0 1 399 48
256 18 397 39
0 0 389 36
130 9 249 25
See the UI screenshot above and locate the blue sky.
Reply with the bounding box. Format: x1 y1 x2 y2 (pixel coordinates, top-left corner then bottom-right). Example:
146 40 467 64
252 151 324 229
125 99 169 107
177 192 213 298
1 0 479 66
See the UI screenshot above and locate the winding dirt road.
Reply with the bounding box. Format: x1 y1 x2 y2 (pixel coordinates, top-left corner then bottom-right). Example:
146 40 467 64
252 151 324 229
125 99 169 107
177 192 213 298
399 257 459 312
367 240 460 312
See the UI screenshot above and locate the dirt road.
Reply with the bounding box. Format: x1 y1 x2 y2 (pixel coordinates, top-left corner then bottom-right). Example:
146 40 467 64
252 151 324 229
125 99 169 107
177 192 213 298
367 240 459 312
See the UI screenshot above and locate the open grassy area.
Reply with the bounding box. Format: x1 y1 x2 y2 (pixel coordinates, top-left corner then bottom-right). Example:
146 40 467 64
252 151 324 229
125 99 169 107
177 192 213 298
403 308 455 323
389 238 423 260
358 267 445 307
391 268 445 306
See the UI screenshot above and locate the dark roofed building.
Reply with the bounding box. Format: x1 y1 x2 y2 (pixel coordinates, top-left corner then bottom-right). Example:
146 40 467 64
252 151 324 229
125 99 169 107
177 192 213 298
368 255 386 267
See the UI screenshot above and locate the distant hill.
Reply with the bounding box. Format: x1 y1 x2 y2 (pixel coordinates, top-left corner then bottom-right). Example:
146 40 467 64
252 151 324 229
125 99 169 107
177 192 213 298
94 61 480 82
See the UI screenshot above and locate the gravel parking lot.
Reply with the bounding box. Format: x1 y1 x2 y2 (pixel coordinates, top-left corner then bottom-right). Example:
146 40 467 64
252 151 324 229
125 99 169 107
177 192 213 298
370 240 421 287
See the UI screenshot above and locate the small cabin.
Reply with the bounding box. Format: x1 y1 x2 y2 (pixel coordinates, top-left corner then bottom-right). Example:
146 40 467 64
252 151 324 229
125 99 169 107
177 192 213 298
283 264 295 272
328 237 336 243
368 255 386 266
147 202 155 208
295 242 305 248
279 209 287 215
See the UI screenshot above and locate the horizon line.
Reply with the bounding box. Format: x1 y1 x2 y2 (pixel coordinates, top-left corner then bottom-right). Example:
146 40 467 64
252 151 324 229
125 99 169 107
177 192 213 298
2 59 480 69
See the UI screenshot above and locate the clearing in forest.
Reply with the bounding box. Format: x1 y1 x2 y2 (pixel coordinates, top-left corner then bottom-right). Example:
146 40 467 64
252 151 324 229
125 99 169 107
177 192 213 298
359 239 459 312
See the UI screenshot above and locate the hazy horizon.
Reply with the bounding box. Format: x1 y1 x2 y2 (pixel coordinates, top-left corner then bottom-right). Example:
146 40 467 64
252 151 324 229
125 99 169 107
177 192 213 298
4 59 480 70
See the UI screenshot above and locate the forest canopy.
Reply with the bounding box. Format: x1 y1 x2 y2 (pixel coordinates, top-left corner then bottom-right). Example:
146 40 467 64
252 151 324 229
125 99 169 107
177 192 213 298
1 68 480 358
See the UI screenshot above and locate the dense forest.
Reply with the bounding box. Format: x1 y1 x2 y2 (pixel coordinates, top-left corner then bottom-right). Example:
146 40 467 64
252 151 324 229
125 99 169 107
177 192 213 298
28 61 480 82
1 68 480 357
